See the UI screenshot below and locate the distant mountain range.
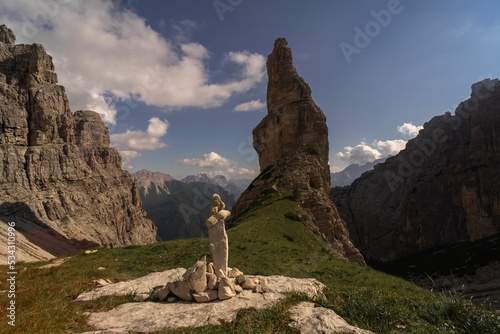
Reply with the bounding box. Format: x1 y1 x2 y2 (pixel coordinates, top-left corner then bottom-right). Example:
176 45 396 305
132 170 251 241
330 157 387 187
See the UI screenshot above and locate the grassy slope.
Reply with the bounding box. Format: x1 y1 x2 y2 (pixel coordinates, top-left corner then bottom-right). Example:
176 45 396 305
1 191 499 334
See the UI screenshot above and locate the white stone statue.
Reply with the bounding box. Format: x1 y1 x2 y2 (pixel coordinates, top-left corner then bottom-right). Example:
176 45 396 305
205 194 230 278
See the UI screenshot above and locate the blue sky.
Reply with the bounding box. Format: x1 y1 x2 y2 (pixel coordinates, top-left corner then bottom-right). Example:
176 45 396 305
1 0 499 179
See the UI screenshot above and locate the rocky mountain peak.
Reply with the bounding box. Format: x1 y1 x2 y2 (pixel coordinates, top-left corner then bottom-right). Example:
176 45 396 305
0 24 15 44
0 25 156 261
254 37 329 173
233 38 364 264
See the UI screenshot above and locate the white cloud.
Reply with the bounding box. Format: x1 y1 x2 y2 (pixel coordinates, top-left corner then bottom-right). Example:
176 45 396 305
178 152 231 168
227 167 257 177
110 117 168 165
336 142 382 165
208 167 257 178
397 122 423 138
373 139 407 156
336 122 422 165
330 165 342 173
234 99 266 112
0 0 266 124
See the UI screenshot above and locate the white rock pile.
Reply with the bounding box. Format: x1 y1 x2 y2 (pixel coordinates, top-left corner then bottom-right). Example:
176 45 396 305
151 256 265 303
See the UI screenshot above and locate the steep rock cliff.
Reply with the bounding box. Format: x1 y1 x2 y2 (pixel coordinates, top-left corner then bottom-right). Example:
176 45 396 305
232 38 364 264
0 25 156 261
332 79 500 262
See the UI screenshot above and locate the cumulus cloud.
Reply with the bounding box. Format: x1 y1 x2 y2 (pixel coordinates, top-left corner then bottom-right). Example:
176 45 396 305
373 139 407 156
178 152 231 168
110 117 168 165
234 99 266 112
397 122 423 137
336 122 420 165
227 167 257 177
208 167 257 178
336 142 382 165
0 0 266 124
179 152 257 178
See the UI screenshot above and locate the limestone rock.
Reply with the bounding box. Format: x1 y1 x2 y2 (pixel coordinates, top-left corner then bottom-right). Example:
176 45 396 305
0 24 15 44
332 79 500 262
209 219 229 278
206 272 217 290
0 25 157 262
218 273 236 300
156 286 170 302
231 38 363 264
289 302 374 334
255 37 329 171
193 289 218 303
228 267 243 278
77 268 328 333
169 281 192 302
186 256 207 293
74 110 110 147
241 277 257 290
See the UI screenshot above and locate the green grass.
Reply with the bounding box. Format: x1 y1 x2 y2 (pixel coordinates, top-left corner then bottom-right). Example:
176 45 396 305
1 191 499 333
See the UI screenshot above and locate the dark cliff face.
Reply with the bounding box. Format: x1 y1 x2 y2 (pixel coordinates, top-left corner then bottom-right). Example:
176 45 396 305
0 25 156 260
233 38 364 264
332 79 500 262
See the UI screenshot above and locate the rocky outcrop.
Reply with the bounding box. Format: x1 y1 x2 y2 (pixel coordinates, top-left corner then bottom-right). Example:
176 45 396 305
232 38 364 264
0 25 156 261
254 38 329 171
74 267 353 333
332 79 500 262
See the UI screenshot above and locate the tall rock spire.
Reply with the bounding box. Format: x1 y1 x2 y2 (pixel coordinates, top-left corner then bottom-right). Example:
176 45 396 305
254 38 329 177
233 38 364 264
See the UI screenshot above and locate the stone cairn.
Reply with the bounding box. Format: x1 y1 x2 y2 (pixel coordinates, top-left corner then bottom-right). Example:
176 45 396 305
151 194 268 303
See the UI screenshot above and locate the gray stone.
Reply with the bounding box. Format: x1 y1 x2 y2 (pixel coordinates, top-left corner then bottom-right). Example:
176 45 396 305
228 267 243 278
206 273 217 290
241 277 256 290
157 286 170 302
218 275 236 300
186 256 207 293
289 302 374 333
208 219 229 278
192 290 218 303
169 281 192 302
237 274 246 284
207 262 215 274
0 24 15 44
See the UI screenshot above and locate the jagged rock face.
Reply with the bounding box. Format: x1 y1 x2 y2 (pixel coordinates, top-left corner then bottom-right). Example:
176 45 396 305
0 27 157 261
233 38 364 264
0 24 15 44
332 79 500 262
254 38 329 173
